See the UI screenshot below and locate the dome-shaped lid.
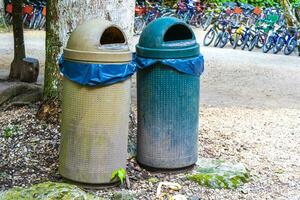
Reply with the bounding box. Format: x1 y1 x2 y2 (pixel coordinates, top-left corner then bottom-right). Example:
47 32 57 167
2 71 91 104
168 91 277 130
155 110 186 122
64 19 131 63
136 17 199 59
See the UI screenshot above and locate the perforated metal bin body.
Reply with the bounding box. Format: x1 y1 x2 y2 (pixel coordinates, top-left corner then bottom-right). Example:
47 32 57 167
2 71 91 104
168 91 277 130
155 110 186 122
59 19 132 184
136 17 201 169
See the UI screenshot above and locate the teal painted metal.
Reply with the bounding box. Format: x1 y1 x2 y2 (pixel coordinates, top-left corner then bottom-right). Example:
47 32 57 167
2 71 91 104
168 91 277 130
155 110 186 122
137 65 200 169
136 17 202 169
136 17 199 59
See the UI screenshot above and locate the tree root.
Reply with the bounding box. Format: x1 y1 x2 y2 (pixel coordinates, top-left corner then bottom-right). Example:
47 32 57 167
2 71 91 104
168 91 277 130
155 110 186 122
36 98 60 124
0 81 42 107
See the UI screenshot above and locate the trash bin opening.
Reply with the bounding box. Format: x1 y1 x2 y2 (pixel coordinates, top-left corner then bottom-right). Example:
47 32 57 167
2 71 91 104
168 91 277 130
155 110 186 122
163 24 193 42
100 26 126 45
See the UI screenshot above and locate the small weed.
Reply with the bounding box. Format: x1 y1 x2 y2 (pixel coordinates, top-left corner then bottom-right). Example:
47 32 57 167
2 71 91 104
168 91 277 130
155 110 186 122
111 168 126 184
2 125 19 139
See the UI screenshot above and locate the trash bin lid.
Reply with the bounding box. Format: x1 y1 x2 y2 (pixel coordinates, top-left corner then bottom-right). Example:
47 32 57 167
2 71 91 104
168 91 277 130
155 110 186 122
64 19 132 63
136 17 199 59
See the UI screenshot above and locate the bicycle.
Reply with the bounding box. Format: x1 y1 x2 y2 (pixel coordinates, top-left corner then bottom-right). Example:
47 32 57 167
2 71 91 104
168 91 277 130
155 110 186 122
262 24 283 53
0 8 8 30
4 1 13 25
281 27 299 55
33 1 46 29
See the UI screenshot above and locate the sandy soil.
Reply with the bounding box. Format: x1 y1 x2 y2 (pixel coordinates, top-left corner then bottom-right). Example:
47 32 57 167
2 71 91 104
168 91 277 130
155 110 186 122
0 30 299 199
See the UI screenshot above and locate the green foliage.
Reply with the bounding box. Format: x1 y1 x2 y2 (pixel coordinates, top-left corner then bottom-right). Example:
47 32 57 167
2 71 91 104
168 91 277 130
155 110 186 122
2 125 19 139
202 0 298 7
111 168 127 184
0 182 103 200
187 159 250 189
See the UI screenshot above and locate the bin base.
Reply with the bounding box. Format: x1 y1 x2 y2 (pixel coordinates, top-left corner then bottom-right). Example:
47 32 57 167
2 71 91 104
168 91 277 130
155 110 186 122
137 161 196 173
62 177 120 189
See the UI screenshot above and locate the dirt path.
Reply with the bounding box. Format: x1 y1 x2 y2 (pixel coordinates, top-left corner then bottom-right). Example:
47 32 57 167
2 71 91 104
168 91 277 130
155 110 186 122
0 31 45 73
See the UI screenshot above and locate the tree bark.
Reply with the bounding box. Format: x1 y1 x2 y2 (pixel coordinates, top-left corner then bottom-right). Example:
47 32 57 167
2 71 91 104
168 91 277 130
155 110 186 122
280 0 300 27
9 0 26 80
43 0 135 99
44 0 62 99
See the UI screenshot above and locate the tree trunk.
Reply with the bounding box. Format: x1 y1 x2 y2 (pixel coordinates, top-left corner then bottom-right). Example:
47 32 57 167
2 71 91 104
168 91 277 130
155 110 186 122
43 0 135 99
280 0 300 28
9 0 26 80
44 0 62 99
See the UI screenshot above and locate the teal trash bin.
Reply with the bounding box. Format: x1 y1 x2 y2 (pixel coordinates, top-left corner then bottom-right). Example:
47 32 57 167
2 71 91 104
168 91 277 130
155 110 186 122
136 17 204 169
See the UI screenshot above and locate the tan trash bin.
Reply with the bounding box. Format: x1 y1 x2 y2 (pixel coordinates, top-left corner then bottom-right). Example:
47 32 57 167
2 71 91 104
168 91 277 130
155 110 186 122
59 19 133 184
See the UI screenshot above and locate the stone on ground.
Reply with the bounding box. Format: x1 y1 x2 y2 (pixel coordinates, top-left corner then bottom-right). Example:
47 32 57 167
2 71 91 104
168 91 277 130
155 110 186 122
187 158 250 189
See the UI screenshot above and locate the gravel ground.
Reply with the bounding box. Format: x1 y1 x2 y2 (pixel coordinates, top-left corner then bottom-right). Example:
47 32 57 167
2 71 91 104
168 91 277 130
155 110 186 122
0 30 300 199
1 104 299 199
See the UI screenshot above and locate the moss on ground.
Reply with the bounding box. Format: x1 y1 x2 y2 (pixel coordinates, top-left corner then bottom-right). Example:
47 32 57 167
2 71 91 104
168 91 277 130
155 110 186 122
0 182 103 200
187 159 250 189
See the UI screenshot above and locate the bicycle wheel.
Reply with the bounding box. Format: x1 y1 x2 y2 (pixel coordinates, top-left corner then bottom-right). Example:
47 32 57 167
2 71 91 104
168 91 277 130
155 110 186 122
214 32 222 47
39 17 46 30
284 38 297 55
219 31 229 48
262 37 273 53
183 13 190 24
203 28 216 46
232 34 240 49
230 14 239 27
248 35 258 51
256 34 266 48
0 15 8 29
29 14 36 29
203 14 213 31
22 14 28 25
5 13 12 25
194 14 202 28
134 17 145 35
272 37 285 54
241 34 250 50
189 14 197 27
34 14 42 30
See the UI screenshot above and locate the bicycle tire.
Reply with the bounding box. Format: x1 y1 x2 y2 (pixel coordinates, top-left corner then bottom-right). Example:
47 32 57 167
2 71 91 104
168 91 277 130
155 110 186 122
272 37 285 54
241 34 249 50
283 38 297 55
203 28 216 46
214 32 222 47
256 34 265 48
29 14 36 29
39 17 46 30
22 14 28 25
34 14 42 30
248 35 258 51
232 34 240 49
219 31 229 48
203 14 213 31
262 37 273 53
134 17 145 35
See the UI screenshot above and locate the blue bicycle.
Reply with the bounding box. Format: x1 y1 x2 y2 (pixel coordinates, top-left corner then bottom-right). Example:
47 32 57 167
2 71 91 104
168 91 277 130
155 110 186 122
262 25 282 53
273 27 299 55
283 28 299 55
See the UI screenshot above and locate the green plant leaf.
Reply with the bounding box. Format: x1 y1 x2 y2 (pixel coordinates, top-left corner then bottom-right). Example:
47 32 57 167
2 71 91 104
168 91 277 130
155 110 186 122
110 168 126 184
117 168 126 184
110 170 119 182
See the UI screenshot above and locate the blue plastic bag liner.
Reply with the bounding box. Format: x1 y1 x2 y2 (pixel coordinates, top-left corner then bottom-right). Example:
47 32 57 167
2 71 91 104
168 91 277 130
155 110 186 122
134 54 204 77
59 56 136 86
